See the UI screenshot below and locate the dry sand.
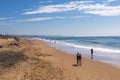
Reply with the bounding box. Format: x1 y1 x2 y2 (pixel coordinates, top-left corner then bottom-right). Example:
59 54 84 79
0 38 120 80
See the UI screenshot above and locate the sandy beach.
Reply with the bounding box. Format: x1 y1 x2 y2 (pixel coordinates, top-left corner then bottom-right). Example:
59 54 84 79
0 38 120 80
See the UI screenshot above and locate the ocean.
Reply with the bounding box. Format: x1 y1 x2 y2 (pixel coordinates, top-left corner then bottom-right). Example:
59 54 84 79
27 36 120 67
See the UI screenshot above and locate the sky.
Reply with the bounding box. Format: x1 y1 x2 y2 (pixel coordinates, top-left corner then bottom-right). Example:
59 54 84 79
0 0 120 36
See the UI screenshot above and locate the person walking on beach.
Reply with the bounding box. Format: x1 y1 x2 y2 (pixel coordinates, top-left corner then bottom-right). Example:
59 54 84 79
76 53 82 66
91 48 94 59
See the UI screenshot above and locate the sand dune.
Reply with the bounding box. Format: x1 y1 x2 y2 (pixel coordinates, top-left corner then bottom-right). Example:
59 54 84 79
0 38 120 80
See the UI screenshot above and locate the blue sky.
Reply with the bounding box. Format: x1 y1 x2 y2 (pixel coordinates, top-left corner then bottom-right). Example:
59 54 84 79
0 0 120 36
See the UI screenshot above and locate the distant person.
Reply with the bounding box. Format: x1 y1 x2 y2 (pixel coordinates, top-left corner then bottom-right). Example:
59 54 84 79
54 40 56 44
76 53 82 66
91 48 94 59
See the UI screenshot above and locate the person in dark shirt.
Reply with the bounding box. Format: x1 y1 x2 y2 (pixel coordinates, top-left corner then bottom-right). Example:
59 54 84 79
91 48 94 59
76 53 82 66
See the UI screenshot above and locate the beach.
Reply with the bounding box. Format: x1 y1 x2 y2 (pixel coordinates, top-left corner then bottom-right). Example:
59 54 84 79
0 38 120 80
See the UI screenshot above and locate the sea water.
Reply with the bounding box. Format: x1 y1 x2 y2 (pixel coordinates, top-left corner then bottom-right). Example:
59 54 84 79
29 36 120 67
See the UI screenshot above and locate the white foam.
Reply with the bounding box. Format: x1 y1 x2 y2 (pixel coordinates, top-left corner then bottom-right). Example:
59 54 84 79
32 38 120 54
53 41 120 54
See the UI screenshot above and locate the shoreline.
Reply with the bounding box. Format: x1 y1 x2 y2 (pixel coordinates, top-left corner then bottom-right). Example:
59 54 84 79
0 38 120 80
44 39 120 67
44 40 120 68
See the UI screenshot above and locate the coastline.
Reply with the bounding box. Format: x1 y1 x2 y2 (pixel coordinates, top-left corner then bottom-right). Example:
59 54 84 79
0 38 120 80
44 39 120 67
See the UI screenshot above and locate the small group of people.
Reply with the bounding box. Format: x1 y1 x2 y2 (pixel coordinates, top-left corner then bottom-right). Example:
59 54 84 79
76 48 94 66
76 52 82 66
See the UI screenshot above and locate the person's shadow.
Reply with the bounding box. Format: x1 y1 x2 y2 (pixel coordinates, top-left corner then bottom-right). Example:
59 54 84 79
72 64 79 67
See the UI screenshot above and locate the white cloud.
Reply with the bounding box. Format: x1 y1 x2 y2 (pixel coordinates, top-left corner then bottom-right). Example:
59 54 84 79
17 16 87 22
84 5 120 16
39 0 53 4
0 18 8 20
23 1 120 16
0 22 16 26
18 17 53 22
39 1 44 4
46 0 53 3
23 1 92 14
105 0 118 3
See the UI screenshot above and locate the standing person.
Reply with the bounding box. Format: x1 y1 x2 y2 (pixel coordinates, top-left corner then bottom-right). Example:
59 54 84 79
76 53 82 66
76 53 79 65
78 54 82 66
91 48 94 59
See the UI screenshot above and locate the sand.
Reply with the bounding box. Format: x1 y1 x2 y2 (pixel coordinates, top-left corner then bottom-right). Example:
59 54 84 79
0 38 120 80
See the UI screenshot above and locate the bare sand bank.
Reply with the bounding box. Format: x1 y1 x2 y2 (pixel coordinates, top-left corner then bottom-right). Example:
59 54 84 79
0 38 120 80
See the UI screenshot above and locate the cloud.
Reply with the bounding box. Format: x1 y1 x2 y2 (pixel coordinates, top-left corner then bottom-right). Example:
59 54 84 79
46 0 53 3
23 1 93 14
105 0 118 3
0 22 16 26
17 16 87 22
0 18 8 20
17 17 53 22
0 18 18 26
39 0 53 4
0 18 12 26
23 0 120 16
84 4 120 16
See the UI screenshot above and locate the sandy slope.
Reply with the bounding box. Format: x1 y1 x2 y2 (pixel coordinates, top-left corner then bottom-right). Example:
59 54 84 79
0 38 120 80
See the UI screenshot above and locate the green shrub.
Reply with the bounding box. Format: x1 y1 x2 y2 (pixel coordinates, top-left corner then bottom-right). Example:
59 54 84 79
0 34 9 39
